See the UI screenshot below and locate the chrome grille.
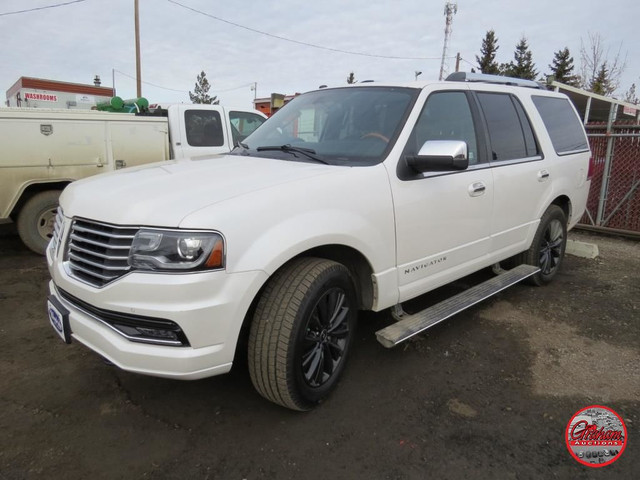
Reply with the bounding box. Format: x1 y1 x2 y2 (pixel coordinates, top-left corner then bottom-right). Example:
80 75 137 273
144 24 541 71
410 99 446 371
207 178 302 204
49 208 64 255
67 218 138 287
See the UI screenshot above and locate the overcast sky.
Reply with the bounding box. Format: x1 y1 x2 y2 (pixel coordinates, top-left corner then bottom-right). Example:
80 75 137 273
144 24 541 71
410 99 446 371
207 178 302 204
1 0 638 108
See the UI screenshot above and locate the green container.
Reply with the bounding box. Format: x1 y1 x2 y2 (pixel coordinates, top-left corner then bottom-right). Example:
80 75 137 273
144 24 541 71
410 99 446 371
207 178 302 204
96 96 124 111
122 97 149 110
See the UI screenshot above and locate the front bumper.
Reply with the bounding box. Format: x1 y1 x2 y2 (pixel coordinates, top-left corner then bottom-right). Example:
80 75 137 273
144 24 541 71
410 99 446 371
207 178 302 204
47 246 267 380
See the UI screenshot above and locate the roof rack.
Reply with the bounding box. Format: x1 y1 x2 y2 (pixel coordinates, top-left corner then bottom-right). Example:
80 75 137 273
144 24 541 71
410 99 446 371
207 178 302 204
445 72 543 90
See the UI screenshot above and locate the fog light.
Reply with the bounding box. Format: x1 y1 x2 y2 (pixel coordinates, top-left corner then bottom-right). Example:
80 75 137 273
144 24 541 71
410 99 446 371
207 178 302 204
135 327 179 341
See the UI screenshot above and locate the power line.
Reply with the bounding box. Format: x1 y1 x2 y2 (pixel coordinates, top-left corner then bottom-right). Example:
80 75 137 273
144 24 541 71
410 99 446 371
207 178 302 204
459 57 479 70
167 0 448 61
115 70 188 93
216 82 254 92
115 70 253 95
0 0 86 17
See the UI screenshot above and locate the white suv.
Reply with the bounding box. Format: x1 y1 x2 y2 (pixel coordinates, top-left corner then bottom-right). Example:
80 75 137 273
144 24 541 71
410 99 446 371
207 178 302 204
47 73 591 410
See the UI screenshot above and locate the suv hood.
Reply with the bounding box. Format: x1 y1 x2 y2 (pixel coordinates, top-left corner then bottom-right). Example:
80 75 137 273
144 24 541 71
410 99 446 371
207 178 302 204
60 155 333 226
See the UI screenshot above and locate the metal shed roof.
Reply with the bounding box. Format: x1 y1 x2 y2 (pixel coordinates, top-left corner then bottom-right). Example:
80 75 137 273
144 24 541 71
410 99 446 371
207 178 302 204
551 81 639 125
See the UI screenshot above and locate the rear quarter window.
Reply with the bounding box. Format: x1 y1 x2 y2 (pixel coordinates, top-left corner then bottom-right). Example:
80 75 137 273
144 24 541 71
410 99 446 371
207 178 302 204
532 96 589 155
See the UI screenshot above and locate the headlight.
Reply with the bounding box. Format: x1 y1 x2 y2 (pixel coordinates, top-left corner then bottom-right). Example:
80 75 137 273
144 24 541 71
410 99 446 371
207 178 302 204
129 229 224 272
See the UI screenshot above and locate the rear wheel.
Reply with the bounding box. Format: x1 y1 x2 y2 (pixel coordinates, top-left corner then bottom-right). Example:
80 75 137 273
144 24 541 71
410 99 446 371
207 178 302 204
515 205 567 286
248 257 357 411
17 190 61 255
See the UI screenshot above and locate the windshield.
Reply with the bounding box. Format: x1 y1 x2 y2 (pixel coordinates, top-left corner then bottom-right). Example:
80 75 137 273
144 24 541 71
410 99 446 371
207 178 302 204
234 86 419 166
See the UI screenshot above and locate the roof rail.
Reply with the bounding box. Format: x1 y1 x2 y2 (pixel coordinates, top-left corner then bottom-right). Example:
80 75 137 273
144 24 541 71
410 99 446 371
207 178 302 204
445 72 543 89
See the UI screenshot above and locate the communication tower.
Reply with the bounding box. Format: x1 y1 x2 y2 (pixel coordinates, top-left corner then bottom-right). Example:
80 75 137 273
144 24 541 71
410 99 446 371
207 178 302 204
439 2 458 80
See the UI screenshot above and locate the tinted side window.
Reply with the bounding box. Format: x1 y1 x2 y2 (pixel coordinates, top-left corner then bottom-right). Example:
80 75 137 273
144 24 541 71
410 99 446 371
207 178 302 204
532 96 589 154
477 93 537 161
229 111 265 144
185 110 224 147
513 99 539 157
409 91 479 165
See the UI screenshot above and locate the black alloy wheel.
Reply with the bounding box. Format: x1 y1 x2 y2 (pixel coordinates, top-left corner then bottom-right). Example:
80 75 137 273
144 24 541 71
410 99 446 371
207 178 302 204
300 287 351 388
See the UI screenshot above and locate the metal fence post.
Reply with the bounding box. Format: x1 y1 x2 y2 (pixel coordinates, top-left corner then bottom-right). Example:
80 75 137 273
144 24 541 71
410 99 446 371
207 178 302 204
596 104 617 226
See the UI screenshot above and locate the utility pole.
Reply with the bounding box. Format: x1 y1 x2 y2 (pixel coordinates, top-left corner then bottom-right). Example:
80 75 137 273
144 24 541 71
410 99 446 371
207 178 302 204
455 52 461 72
134 0 142 97
438 2 457 81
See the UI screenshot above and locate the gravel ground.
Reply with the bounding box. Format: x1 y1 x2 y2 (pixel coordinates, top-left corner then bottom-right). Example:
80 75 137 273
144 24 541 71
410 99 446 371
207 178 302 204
0 227 638 479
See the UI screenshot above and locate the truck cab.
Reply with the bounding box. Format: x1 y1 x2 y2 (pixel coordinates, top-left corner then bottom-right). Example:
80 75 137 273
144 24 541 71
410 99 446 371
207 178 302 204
166 104 266 159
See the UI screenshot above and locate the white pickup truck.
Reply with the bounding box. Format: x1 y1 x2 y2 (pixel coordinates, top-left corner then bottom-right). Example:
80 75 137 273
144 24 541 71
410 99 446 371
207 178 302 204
0 104 266 253
47 73 592 411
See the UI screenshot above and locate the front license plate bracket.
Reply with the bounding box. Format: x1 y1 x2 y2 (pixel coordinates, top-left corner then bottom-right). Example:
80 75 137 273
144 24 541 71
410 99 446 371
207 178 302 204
48 295 71 344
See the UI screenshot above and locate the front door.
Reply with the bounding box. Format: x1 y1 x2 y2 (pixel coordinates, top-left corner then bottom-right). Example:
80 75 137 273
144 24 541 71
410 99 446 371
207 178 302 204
389 90 494 302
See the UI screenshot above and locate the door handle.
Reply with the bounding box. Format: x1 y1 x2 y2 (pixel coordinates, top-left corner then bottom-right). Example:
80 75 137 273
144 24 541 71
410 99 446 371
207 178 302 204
468 181 486 197
538 169 550 181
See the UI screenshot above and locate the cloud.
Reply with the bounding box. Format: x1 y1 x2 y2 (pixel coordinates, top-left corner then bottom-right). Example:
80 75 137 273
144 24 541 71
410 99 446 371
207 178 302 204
1 0 638 107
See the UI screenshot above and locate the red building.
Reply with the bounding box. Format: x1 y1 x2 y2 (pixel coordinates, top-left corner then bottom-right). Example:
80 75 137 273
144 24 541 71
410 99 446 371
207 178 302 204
253 93 299 116
6 76 114 110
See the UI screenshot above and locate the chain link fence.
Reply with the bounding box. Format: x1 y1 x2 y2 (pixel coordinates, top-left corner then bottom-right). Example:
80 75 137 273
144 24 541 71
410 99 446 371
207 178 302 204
581 122 640 233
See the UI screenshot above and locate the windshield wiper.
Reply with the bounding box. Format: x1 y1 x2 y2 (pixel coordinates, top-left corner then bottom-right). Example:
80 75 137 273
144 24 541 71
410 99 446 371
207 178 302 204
256 144 329 164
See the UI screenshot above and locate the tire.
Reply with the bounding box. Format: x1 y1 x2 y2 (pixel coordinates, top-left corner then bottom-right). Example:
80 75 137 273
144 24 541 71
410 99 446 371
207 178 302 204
16 190 61 255
514 205 567 286
248 257 358 411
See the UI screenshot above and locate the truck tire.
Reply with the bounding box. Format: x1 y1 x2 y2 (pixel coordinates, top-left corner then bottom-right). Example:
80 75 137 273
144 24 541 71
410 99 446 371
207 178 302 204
248 257 358 411
515 205 567 286
17 190 61 255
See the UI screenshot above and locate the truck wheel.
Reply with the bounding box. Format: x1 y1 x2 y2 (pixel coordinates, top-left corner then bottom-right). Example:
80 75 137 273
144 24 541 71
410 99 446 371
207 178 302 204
516 205 567 286
17 190 61 255
248 257 357 411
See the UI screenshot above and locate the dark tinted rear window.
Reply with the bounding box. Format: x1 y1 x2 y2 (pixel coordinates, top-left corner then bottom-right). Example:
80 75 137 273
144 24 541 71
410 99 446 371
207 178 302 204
532 96 589 154
477 92 539 161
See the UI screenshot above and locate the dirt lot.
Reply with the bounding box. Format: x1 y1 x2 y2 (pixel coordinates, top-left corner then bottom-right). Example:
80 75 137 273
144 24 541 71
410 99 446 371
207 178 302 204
0 226 638 480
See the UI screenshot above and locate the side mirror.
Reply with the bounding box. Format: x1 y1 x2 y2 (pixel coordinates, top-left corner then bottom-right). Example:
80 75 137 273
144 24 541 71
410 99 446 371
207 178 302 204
406 140 469 173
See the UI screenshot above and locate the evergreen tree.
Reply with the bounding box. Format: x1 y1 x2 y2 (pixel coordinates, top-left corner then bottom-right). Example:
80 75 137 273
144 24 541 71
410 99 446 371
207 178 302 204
500 61 514 77
346 72 356 84
549 47 579 86
189 71 219 104
504 37 538 80
476 30 500 74
589 63 613 95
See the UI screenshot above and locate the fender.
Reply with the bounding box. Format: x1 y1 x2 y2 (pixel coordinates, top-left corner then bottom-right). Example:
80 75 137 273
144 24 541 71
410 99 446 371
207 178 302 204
179 163 398 296
1 178 74 220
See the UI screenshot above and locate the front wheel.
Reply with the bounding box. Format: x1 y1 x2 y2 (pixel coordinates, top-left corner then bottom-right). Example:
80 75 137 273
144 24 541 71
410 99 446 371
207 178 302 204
248 257 358 411
16 190 62 255
516 205 567 286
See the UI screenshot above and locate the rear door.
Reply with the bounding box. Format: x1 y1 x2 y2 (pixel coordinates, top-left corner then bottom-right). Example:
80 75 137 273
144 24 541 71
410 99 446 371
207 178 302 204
472 89 551 258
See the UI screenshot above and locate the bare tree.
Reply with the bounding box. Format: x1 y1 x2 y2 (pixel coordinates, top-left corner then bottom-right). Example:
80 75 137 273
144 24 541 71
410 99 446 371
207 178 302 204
580 32 627 95
624 83 639 105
